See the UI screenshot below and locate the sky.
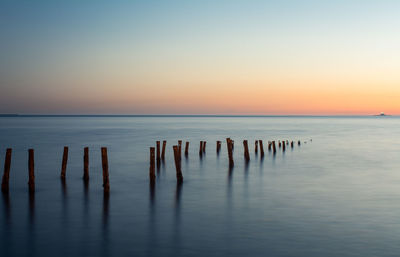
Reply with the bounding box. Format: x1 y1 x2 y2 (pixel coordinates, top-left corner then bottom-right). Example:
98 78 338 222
0 0 399 115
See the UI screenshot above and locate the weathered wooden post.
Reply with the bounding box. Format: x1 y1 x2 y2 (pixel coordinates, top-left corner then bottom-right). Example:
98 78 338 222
202 141 206 153
291 141 294 148
255 140 258 154
178 140 182 160
28 149 35 192
149 147 156 184
173 146 183 184
83 147 89 181
259 140 264 157
156 141 161 165
272 141 277 154
199 141 203 156
226 138 234 167
282 140 286 152
298 140 301 146
268 141 272 151
243 140 250 162
161 140 167 160
60 146 68 180
278 141 281 148
101 147 110 193
1 148 12 193
184 141 189 156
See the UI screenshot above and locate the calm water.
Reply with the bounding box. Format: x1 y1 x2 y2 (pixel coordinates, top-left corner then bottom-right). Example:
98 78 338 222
1 116 400 257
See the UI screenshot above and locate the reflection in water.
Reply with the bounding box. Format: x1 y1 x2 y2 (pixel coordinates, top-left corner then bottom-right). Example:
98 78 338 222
2 192 11 256
227 166 234 203
102 193 110 257
148 182 156 257
244 162 249 177
61 179 68 225
103 193 109 228
260 154 264 165
244 162 249 202
156 159 161 174
81 180 90 257
172 182 183 256
29 191 35 226
149 182 155 206
2 192 11 224
175 182 182 219
28 191 35 257
272 152 276 164
83 180 89 216
199 154 204 169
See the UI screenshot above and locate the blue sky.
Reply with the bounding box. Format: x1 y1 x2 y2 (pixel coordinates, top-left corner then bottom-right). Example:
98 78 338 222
1 0 399 114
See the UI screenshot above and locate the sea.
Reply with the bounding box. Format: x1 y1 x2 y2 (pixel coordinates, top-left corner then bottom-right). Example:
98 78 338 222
1 116 400 257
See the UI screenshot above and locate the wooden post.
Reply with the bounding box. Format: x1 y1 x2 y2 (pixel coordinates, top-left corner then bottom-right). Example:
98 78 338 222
28 149 35 192
83 147 89 181
161 140 167 160
226 138 234 167
291 141 294 148
156 141 161 164
149 147 156 184
184 141 189 156
178 140 182 160
216 141 221 154
278 141 281 148
298 140 301 146
243 140 250 162
268 141 272 151
282 140 286 152
202 141 206 153
199 141 203 156
272 141 277 154
60 146 68 179
259 140 264 157
255 140 258 154
173 146 183 183
101 147 110 193
1 148 12 193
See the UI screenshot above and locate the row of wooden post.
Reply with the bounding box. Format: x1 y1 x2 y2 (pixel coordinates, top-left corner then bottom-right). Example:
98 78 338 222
149 139 302 178
1 147 110 194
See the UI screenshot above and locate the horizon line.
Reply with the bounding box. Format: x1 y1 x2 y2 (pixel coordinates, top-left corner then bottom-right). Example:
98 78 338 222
0 114 395 118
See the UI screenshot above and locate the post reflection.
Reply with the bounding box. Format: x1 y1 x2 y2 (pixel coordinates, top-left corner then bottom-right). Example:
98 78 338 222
61 179 68 225
29 191 35 226
80 179 90 257
28 191 35 257
2 192 11 257
2 192 11 224
102 192 110 257
83 179 89 216
148 181 156 256
172 182 183 256
227 166 234 203
175 182 182 220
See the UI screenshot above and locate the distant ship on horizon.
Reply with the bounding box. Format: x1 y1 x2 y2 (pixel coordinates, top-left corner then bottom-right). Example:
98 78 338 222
375 112 391 116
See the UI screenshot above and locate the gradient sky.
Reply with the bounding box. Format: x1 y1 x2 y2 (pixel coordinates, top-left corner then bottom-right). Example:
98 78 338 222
1 0 399 115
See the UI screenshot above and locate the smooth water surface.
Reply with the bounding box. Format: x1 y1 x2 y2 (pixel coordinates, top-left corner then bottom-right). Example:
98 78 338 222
1 116 400 257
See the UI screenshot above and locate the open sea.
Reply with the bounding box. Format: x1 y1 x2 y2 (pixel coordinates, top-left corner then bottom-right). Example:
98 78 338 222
1 116 400 257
